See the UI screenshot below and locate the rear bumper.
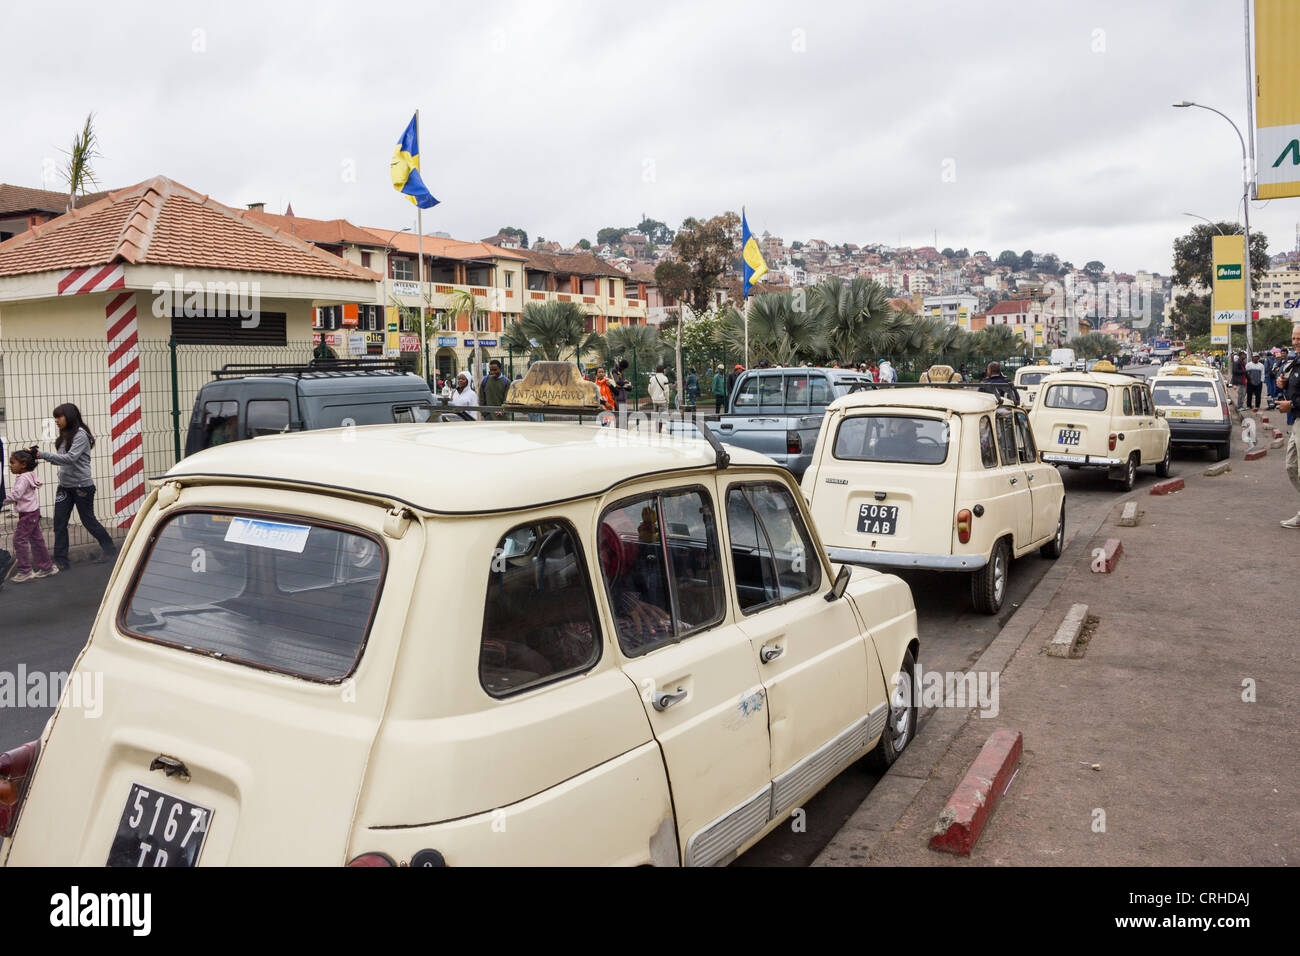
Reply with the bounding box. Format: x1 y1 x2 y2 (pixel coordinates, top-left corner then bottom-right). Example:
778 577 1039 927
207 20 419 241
1042 453 1122 467
826 546 987 571
1168 420 1231 444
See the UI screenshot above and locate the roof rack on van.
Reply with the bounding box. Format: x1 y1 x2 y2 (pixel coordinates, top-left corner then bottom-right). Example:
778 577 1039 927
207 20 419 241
209 359 414 379
847 381 1021 406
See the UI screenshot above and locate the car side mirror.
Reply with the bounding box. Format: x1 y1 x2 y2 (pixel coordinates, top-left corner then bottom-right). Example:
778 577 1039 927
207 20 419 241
826 564 851 602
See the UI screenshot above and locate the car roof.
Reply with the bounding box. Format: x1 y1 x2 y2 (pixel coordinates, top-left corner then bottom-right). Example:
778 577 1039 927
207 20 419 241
164 421 778 515
1038 370 1140 388
829 386 1001 415
742 366 870 379
1015 365 1063 378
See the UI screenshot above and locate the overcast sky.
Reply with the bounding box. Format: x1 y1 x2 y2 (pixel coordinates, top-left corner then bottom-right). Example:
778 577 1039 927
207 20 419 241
2 0 1291 274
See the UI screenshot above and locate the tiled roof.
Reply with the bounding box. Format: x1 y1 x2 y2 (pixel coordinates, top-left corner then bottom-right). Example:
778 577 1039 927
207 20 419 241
0 177 380 281
512 247 631 279
0 183 114 217
986 298 1034 314
244 209 383 247
362 228 528 263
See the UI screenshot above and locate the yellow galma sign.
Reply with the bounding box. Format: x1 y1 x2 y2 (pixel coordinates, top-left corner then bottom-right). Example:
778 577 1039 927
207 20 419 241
1254 0 1300 199
1211 234 1246 345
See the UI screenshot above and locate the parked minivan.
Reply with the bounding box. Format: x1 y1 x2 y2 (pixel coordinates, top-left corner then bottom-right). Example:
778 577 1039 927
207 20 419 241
184 360 435 457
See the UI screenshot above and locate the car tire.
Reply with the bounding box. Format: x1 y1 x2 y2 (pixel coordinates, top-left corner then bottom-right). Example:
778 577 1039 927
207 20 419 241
1155 442 1172 478
865 647 918 772
1215 440 1230 462
1111 453 1137 492
1039 502 1065 559
970 538 1009 615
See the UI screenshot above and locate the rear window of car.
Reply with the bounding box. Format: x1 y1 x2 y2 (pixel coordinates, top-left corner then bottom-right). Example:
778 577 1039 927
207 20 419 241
1017 371 1051 385
119 511 384 681
1153 382 1219 407
1042 384 1108 411
833 415 950 464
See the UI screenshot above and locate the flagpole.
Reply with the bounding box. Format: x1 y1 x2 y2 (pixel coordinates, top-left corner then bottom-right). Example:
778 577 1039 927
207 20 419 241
416 109 428 385
742 206 749 368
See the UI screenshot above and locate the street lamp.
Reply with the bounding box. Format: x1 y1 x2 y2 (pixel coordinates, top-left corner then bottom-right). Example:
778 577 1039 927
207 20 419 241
1182 212 1226 235
1173 100 1254 355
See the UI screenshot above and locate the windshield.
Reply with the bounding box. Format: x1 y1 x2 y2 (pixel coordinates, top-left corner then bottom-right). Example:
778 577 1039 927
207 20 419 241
1043 384 1107 411
1153 382 1219 408
120 511 385 681
833 415 950 464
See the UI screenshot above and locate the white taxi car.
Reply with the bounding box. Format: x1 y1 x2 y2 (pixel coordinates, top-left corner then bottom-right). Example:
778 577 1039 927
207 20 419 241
0 363 919 868
801 387 1065 615
1028 361 1172 491
1151 364 1232 461
1013 363 1064 409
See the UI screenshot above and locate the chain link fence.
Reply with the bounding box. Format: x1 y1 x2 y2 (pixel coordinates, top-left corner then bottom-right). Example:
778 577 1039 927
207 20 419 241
1 338 312 555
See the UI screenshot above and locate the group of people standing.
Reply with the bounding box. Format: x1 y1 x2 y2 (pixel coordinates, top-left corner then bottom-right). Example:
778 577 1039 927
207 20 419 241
1 403 118 589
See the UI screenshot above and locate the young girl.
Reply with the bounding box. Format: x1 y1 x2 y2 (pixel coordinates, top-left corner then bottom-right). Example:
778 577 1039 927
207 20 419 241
3 449 57 582
34 403 117 569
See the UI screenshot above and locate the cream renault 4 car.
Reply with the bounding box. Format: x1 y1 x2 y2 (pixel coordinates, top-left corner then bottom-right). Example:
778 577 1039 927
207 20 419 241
1151 364 1232 461
0 364 919 868
801 386 1065 615
1013 363 1064 409
1028 361 1172 491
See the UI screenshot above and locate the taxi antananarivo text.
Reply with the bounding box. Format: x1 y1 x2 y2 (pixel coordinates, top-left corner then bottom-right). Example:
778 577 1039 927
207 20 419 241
800 385 1065 615
1013 362 1065 409
1151 362 1232 462
1027 360 1173 492
0 363 919 868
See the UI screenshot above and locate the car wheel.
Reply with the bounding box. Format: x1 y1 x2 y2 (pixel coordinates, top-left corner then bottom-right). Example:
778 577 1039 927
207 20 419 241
1040 502 1065 559
1215 440 1230 462
1155 442 1172 478
971 538 1009 615
866 647 918 772
1111 453 1137 492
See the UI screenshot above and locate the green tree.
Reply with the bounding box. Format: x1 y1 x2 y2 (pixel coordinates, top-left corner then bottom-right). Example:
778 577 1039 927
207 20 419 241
941 247 956 259
596 226 633 246
500 300 594 362
1084 260 1105 275
1171 293 1210 339
1171 222 1270 291
576 238 591 250
970 325 1027 366
671 211 741 311
61 111 101 211
1067 332 1120 359
718 292 822 366
809 277 897 364
996 250 1020 268
1251 315 1293 349
1020 250 1035 270
637 217 674 244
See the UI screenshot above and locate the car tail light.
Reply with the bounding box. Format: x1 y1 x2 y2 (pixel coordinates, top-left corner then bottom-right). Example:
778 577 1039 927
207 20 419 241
786 431 802 455
956 509 972 544
0 739 40 839
1108 433 1117 451
347 852 396 867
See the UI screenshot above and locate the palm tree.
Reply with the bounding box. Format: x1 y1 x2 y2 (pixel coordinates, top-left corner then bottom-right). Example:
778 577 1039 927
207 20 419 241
500 300 590 362
61 112 101 211
971 324 1028 368
720 292 824 366
810 278 898 365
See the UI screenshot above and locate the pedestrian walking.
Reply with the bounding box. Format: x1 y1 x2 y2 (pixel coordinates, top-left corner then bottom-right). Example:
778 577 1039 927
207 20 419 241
609 359 632 424
450 372 479 420
33 403 117 570
1244 353 1265 411
647 365 670 414
1232 351 1247 407
3 449 56 583
878 359 897 384
685 368 699 408
1265 348 1283 408
712 364 727 414
1276 324 1300 528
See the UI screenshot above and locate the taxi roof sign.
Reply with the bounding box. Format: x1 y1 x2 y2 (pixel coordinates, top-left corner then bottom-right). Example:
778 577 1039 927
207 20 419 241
920 364 962 383
1091 359 1116 373
501 362 605 413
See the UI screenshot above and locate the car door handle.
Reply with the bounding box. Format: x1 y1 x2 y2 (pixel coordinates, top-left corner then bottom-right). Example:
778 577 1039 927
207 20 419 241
1009 477 1018 485
652 688 688 711
760 645 784 664
1027 473 1035 481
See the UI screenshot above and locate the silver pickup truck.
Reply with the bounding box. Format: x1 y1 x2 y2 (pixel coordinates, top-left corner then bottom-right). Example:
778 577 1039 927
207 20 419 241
715 367 876 478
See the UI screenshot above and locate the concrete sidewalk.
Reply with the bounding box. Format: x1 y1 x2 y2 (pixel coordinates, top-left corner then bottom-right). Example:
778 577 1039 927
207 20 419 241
819 429 1299 866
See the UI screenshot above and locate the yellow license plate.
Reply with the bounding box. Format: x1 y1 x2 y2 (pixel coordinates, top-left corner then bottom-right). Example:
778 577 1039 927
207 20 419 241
1167 410 1201 418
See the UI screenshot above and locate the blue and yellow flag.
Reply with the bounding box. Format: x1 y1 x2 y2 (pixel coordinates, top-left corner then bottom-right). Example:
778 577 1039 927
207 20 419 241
741 209 768 297
390 114 439 209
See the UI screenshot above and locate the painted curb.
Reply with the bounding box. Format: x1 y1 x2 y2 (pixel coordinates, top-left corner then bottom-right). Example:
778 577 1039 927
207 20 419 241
1093 538 1122 573
1245 448 1267 461
1150 477 1184 495
928 728 1023 856
1046 603 1088 658
1203 462 1232 477
1118 502 1143 526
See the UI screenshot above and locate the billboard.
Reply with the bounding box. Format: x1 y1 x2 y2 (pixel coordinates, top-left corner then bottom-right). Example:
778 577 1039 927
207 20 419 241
1254 0 1300 199
1211 234 1246 345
